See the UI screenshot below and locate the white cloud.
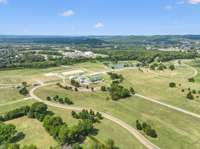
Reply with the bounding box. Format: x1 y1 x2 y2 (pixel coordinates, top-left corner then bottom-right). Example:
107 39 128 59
188 0 200 4
164 5 173 10
0 0 7 4
94 22 104 28
61 10 75 17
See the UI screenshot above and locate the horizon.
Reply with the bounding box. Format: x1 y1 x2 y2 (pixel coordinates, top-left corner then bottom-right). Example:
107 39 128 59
0 0 200 35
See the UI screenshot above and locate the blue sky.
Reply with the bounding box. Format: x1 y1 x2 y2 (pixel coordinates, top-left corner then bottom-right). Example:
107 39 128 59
0 0 200 35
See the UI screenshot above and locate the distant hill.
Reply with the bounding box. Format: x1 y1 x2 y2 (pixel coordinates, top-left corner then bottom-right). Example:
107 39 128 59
0 35 108 45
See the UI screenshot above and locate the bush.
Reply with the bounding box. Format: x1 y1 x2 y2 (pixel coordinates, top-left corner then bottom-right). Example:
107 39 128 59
192 89 196 94
136 120 142 130
71 79 80 87
186 92 194 100
1 106 30 121
71 109 103 123
28 102 48 121
109 83 131 100
169 82 176 88
130 87 135 95
169 64 175 71
101 86 107 91
188 78 195 83
136 120 158 138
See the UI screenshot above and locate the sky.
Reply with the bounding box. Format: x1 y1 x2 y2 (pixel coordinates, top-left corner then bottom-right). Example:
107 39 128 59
0 0 200 35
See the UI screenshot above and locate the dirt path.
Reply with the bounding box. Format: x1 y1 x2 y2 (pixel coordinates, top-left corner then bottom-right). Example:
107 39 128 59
30 83 160 149
135 94 200 119
183 63 198 78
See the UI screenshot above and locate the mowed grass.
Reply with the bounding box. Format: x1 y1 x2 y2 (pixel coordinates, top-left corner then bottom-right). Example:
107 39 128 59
0 88 25 104
0 67 66 84
118 63 200 115
6 117 58 148
36 85 200 149
71 61 109 73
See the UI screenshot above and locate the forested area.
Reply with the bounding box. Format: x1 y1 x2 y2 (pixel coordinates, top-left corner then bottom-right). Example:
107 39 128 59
96 49 199 64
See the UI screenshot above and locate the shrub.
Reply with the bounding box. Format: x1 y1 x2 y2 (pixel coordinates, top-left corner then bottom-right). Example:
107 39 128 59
187 92 194 100
101 86 107 92
136 120 142 130
169 82 176 88
169 64 175 71
188 78 195 83
130 87 135 95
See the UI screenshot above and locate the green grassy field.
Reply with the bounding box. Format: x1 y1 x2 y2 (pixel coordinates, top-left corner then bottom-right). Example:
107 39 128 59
35 84 200 149
1 100 146 149
0 88 25 104
3 60 200 149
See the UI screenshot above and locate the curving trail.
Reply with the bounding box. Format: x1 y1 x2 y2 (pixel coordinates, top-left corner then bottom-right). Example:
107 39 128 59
30 83 160 149
183 63 198 78
135 94 200 119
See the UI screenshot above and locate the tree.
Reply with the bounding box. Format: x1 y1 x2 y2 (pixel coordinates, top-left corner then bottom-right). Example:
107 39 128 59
169 82 176 88
28 102 48 121
109 83 131 100
19 87 29 96
71 79 80 88
43 116 64 140
136 120 142 130
147 129 158 138
169 64 175 71
188 78 195 83
187 92 194 100
129 87 135 95
101 86 107 92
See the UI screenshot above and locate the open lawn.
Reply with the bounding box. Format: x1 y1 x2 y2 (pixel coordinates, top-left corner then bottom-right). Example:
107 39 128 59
118 61 200 115
0 88 25 104
6 117 58 149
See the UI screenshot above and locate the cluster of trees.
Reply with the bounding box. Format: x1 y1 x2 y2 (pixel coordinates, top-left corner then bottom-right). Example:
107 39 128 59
46 95 73 105
56 83 73 91
71 109 103 123
17 82 29 96
71 79 80 88
188 77 195 83
107 72 124 82
0 106 30 122
150 63 175 71
0 48 98 69
27 102 51 122
0 102 108 148
109 83 131 100
185 88 200 100
0 122 37 148
97 49 199 65
136 120 158 138
0 122 17 144
43 115 96 146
